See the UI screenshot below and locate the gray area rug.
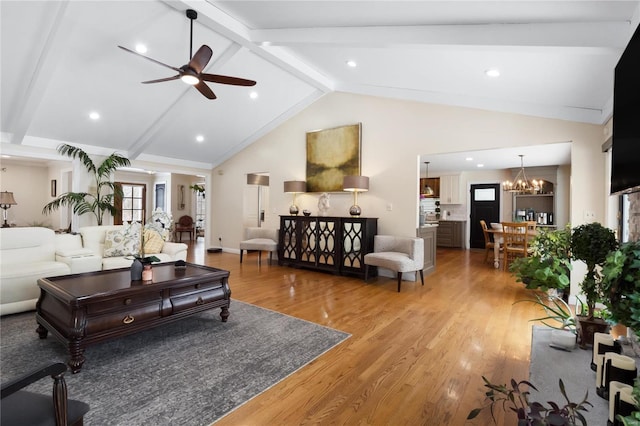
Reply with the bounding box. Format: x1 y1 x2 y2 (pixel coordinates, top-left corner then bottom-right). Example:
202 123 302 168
1 301 350 425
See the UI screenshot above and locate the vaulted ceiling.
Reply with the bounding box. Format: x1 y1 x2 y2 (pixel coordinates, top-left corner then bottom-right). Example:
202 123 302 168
1 1 638 170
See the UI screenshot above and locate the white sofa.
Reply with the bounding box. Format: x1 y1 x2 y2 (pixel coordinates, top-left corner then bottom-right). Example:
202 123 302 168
79 225 187 270
0 225 188 316
0 227 74 316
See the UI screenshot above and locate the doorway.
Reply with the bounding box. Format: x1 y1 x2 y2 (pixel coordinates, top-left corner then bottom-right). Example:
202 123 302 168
470 183 501 249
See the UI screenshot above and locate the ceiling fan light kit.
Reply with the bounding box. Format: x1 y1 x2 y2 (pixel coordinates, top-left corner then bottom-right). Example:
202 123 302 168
118 9 256 99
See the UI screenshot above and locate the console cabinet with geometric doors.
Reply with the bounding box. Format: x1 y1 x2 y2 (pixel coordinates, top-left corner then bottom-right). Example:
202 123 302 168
278 216 377 278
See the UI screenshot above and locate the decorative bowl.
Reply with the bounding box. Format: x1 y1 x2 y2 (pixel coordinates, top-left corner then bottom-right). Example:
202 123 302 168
303 210 311 216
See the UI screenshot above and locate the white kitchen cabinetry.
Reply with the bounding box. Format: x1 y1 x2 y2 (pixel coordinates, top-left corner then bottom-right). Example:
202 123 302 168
439 175 462 204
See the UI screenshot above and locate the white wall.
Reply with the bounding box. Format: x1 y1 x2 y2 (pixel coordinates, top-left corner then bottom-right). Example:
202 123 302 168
0 161 51 227
210 92 606 294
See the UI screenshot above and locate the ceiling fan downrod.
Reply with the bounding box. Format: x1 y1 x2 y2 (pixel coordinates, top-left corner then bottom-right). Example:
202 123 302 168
186 9 197 60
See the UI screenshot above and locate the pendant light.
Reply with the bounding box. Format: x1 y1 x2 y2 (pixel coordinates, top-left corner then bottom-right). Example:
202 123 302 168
423 162 434 196
502 155 541 194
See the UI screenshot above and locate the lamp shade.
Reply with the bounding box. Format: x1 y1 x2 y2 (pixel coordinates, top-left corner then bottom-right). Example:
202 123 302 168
343 176 369 192
0 191 17 206
284 181 306 193
246 174 270 186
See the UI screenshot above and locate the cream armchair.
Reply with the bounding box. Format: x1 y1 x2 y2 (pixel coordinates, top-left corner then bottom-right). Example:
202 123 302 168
364 235 425 292
239 227 278 265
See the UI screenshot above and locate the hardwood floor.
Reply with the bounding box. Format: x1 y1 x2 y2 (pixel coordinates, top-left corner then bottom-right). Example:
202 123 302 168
186 240 542 425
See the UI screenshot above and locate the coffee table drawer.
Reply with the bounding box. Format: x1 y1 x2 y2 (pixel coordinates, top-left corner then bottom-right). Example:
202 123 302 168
86 302 162 334
86 292 162 315
171 286 227 312
169 281 222 296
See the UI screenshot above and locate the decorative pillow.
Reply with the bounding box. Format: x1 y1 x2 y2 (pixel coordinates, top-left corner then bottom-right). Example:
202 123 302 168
103 223 141 258
143 228 164 254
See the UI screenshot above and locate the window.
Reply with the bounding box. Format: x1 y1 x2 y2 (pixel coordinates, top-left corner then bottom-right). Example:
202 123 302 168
155 183 166 211
195 185 205 232
115 183 146 225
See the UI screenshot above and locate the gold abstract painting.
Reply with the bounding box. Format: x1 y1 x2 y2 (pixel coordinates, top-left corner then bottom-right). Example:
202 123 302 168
306 123 362 192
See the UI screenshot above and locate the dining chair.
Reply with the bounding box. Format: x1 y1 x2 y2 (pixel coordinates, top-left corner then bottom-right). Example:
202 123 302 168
479 220 496 264
501 221 530 271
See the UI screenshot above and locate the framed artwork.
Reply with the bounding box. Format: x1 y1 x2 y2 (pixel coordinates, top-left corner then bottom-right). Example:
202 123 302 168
306 123 362 192
51 179 57 197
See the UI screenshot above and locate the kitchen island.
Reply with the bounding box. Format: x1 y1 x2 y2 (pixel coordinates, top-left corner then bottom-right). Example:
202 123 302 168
417 224 437 275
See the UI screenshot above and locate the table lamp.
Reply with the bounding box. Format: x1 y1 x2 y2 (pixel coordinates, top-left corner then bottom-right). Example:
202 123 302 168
284 181 306 215
0 191 17 228
343 175 369 217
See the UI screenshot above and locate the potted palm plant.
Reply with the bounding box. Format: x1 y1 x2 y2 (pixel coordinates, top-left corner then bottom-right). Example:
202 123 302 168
42 144 131 225
571 222 618 347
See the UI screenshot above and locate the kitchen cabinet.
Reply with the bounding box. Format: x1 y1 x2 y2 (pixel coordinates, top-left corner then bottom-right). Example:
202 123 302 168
420 178 440 197
417 225 437 275
436 220 466 248
439 175 462 204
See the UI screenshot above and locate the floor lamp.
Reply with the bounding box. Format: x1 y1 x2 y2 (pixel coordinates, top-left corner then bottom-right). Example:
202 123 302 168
0 191 17 228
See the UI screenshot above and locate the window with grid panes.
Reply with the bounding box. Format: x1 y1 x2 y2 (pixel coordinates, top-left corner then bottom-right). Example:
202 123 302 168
115 183 146 225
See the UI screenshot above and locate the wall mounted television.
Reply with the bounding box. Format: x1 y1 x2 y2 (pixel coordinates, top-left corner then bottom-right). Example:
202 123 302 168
611 23 640 195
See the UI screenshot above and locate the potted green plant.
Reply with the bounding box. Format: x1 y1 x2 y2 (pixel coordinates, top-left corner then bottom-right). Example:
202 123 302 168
42 144 131 225
510 225 572 296
467 376 592 425
190 184 205 198
515 292 577 335
571 222 618 346
601 240 640 332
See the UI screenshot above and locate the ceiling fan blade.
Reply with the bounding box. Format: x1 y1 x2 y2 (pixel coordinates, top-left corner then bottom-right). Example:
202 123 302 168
195 81 217 99
200 73 256 86
141 75 181 84
189 45 213 74
118 45 181 73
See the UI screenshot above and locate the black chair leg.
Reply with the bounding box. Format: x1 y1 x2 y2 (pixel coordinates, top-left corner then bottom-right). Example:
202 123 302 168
364 265 369 281
419 270 424 285
240 250 243 263
258 251 262 265
397 272 402 292
269 251 273 265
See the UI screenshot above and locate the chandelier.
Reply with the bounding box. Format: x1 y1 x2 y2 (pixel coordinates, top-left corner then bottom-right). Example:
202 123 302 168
502 155 542 194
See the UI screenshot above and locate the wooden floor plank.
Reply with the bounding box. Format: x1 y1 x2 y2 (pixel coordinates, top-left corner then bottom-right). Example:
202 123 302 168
186 242 547 425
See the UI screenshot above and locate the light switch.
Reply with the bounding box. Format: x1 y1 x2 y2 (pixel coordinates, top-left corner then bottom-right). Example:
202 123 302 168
387 203 393 211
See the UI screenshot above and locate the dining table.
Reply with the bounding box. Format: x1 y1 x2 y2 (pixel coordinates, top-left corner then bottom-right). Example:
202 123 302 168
486 226 538 269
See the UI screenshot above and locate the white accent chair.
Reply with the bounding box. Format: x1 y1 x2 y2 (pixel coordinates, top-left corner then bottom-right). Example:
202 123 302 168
364 235 425 292
239 227 278 265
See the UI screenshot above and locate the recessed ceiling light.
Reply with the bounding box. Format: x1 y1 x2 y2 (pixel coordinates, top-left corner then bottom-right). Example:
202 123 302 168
196 135 204 143
1 155 11 158
465 157 473 161
346 60 357 68
89 111 100 120
477 164 484 168
485 69 500 78
249 91 258 99
135 44 147 54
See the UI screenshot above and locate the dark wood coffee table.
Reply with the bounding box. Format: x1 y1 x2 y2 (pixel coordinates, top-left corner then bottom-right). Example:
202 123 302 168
35 262 231 373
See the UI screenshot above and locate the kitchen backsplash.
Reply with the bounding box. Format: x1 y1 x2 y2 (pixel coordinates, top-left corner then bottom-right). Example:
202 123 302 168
440 204 467 220
419 198 467 222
